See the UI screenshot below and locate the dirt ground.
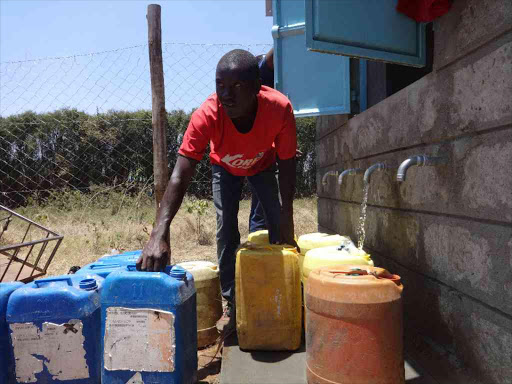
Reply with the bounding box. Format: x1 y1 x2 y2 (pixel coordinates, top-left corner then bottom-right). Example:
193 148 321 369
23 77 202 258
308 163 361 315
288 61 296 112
197 343 222 384
2 197 317 277
1 196 318 383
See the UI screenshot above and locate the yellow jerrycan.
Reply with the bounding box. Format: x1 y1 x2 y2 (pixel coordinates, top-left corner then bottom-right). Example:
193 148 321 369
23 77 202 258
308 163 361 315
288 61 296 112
178 261 223 348
247 229 269 245
247 230 297 245
235 243 301 351
297 233 353 279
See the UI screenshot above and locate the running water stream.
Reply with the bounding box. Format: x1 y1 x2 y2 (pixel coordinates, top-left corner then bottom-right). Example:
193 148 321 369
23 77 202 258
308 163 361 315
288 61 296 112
357 181 370 250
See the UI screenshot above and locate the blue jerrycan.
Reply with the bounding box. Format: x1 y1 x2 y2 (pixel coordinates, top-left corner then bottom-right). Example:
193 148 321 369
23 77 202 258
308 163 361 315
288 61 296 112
1 282 24 384
76 250 143 278
101 265 198 384
98 250 142 262
6 274 104 384
76 261 130 278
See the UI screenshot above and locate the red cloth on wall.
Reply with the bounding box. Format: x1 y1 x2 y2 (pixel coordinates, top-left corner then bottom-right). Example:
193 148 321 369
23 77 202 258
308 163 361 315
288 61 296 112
396 0 452 22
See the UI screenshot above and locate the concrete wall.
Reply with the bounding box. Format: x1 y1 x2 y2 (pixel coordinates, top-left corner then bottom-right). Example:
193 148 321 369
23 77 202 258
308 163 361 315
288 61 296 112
315 1 512 383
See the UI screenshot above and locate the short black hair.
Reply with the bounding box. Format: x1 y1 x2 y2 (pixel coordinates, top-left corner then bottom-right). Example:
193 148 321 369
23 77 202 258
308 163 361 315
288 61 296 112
217 49 260 81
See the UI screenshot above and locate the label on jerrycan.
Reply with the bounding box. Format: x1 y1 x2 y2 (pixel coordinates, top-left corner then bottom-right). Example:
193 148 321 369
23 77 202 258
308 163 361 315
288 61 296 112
10 320 89 382
103 307 175 372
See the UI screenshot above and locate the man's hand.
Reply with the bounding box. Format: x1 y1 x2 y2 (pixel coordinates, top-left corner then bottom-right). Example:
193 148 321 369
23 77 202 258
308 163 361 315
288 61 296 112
137 234 170 272
277 157 298 250
280 208 299 250
137 155 198 272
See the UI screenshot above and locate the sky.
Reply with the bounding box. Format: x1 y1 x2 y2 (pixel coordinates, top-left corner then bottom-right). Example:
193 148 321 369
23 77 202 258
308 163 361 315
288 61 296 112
0 0 274 115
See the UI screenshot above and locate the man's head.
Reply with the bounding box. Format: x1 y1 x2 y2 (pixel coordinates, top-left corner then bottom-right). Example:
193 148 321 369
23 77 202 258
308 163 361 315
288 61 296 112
216 49 261 119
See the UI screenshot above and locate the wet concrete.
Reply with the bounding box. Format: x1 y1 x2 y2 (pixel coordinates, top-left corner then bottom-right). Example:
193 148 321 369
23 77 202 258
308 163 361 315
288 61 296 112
220 334 438 384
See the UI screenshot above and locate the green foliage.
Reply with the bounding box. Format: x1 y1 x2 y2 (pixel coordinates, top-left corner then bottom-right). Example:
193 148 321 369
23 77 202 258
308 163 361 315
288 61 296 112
184 198 210 245
44 189 87 211
185 198 209 216
24 184 153 215
0 107 317 208
295 117 317 198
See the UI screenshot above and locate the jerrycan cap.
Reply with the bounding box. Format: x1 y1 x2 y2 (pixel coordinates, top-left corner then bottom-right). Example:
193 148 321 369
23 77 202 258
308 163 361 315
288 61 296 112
170 265 187 280
79 278 98 291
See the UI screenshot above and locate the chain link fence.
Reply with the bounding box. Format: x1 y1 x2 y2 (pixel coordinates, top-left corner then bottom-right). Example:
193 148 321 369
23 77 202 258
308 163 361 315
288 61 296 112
0 42 316 209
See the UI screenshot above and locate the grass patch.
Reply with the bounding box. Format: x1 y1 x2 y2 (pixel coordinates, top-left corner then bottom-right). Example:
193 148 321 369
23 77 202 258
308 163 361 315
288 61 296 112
4 188 318 277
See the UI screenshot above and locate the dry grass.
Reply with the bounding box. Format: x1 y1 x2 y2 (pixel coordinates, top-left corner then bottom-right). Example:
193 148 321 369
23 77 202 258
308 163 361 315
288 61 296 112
4 191 318 277
1 191 318 383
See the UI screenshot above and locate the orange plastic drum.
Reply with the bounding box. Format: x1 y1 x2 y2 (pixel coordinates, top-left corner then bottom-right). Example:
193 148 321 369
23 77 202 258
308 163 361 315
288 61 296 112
305 266 404 384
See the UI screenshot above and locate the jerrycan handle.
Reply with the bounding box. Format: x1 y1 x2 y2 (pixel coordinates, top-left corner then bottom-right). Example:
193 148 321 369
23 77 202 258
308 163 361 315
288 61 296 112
125 264 174 276
332 268 402 286
126 264 154 272
90 263 121 269
35 277 72 287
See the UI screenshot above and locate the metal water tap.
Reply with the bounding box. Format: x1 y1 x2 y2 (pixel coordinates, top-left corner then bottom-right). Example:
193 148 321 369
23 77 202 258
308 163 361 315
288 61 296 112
322 170 339 186
363 162 387 184
337 168 364 185
396 155 448 182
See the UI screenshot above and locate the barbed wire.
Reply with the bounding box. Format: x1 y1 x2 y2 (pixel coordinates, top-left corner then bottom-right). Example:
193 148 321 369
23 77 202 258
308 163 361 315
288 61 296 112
0 43 277 208
0 42 317 212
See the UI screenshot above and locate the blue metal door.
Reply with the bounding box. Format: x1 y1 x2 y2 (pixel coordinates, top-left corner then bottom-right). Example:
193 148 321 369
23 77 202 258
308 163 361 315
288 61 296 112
305 0 426 67
273 0 350 117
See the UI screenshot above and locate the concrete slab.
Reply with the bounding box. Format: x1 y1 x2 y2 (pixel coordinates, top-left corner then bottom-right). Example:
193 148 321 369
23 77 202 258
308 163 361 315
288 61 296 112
220 334 438 384
220 334 306 384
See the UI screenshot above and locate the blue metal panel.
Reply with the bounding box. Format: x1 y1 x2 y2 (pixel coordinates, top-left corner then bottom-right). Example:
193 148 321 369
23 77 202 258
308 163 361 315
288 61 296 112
359 60 368 112
306 0 426 68
273 0 350 117
277 0 305 26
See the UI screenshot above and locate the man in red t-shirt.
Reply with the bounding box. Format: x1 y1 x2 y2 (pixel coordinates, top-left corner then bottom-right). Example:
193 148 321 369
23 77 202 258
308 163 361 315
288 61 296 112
138 49 297 329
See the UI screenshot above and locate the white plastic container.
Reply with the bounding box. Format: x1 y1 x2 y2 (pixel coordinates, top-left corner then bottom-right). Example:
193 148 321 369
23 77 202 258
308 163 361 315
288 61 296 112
178 261 223 348
247 230 269 245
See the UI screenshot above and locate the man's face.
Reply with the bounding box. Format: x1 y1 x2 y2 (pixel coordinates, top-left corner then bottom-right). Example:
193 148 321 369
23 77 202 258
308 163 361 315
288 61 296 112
216 66 260 119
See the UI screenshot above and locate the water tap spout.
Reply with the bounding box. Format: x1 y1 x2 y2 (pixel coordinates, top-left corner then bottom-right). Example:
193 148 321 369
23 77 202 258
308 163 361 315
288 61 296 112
397 155 448 182
322 170 339 186
338 168 364 185
363 163 386 184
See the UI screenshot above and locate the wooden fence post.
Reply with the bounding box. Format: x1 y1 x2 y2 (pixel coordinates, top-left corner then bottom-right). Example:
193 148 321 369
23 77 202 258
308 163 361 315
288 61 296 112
147 4 169 213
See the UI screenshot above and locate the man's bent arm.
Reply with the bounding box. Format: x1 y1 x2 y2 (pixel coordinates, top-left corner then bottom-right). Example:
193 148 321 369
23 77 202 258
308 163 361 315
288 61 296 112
138 155 198 271
277 157 297 246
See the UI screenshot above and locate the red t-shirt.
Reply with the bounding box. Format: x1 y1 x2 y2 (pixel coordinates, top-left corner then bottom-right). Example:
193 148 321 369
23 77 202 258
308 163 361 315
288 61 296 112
178 86 297 177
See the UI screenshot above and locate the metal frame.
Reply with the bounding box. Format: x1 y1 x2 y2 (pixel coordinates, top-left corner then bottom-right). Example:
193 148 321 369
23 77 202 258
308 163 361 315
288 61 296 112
0 205 63 282
272 0 351 117
305 0 427 68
